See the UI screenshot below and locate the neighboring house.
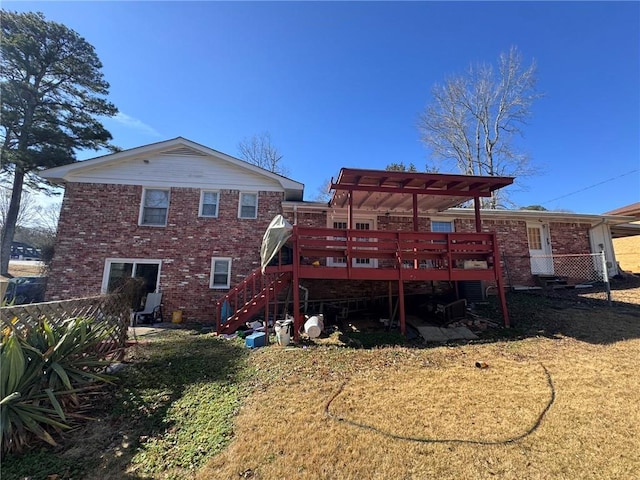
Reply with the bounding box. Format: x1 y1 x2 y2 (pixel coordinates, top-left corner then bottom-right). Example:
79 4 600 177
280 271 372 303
41 138 632 325
605 202 640 274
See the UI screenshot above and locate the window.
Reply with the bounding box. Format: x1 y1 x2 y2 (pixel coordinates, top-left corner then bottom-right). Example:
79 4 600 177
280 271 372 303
431 220 454 233
527 227 542 250
238 192 258 219
200 191 219 217
210 257 232 289
102 259 161 294
140 188 169 226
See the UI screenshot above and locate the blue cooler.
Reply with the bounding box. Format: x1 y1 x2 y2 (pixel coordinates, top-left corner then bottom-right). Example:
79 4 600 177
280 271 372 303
245 332 266 348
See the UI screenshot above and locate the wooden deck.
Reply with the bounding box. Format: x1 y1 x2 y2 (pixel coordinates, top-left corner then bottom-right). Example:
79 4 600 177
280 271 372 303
274 225 509 338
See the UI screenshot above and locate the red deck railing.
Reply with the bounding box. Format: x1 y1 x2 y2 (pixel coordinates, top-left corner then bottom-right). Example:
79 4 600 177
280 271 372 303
287 226 499 282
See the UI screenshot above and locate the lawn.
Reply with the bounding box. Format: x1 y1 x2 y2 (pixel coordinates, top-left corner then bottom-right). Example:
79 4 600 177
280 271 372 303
201 301 640 480
1 329 253 480
3 280 640 480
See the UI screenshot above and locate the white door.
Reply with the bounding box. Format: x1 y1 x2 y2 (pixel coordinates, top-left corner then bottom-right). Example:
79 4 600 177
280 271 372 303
328 221 348 267
352 221 377 268
527 224 553 275
327 219 377 268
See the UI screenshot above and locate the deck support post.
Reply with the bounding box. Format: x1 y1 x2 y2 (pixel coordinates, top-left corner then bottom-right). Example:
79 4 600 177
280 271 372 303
348 190 353 230
474 196 482 233
493 239 510 327
292 228 302 341
264 283 269 345
398 277 406 335
413 193 419 268
388 281 393 321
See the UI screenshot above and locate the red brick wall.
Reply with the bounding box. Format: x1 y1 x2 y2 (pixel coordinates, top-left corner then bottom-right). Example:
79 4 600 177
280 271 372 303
456 218 593 285
377 215 430 232
47 183 284 322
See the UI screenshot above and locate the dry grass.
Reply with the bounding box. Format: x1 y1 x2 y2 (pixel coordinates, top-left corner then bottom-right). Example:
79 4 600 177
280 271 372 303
7 260 45 277
199 307 640 479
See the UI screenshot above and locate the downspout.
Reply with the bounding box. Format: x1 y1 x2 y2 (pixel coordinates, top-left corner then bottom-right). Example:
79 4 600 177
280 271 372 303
293 204 298 225
298 285 309 314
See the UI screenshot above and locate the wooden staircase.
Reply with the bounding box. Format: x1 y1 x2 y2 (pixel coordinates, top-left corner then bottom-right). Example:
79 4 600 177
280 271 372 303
215 267 292 334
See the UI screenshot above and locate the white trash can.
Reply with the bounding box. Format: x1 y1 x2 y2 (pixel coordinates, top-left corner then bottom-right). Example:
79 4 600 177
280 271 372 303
304 314 324 339
275 318 294 346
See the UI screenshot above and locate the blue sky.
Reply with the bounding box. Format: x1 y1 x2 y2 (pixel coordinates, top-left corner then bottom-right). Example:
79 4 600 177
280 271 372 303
7 1 640 214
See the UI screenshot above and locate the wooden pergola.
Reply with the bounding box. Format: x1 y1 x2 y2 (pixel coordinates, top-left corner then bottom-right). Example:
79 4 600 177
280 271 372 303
329 168 514 232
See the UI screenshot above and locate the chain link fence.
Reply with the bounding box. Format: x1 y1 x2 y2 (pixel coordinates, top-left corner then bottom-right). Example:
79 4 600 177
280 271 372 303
502 252 640 306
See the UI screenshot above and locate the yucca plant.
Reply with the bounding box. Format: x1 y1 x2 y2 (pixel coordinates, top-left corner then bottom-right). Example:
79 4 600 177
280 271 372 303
1 317 116 454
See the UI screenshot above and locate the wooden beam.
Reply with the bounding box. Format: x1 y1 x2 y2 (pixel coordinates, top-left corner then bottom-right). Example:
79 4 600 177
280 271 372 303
356 190 375 209
474 196 482 233
386 194 413 211
292 228 301 341
373 192 395 210
398 279 406 335
333 183 496 197
412 194 419 231
388 281 393 322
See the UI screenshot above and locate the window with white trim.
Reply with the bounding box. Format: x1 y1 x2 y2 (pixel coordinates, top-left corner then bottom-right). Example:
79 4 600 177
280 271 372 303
210 257 232 289
200 190 219 217
140 188 169 226
238 192 258 219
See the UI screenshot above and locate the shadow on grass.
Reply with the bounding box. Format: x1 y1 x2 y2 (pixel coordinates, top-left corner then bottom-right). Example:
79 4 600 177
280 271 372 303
463 280 640 346
335 276 640 350
1 328 250 480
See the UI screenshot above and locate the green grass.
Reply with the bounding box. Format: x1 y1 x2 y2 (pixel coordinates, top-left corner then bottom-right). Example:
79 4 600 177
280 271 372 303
0 448 90 480
1 329 251 480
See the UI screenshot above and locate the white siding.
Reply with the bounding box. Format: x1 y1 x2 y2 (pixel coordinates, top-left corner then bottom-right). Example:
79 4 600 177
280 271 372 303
66 153 284 192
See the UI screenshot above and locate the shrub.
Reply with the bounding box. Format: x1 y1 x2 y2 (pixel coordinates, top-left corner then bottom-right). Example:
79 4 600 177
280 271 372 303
1 317 115 454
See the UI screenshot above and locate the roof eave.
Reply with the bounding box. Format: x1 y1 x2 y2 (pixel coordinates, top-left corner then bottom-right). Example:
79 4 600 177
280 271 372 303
39 137 304 195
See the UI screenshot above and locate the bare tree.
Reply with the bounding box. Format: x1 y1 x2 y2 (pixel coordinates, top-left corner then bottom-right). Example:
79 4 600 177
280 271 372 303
0 185 39 230
312 178 333 203
418 47 542 208
237 132 289 176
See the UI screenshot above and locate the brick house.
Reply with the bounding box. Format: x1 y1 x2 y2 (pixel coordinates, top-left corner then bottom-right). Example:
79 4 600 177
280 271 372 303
41 138 629 324
41 138 303 321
